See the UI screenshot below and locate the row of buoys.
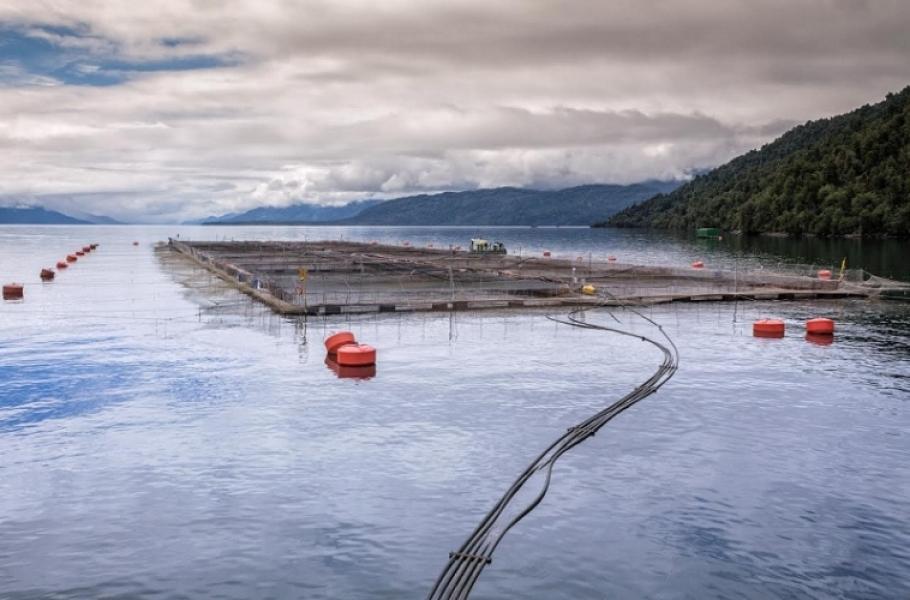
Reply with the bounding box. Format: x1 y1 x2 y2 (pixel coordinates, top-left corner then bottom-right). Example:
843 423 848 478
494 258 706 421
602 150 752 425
324 330 377 379
753 317 836 342
4 243 101 301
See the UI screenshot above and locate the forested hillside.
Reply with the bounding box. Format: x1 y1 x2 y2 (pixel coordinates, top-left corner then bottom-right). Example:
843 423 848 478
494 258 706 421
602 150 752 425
606 86 910 237
344 182 680 226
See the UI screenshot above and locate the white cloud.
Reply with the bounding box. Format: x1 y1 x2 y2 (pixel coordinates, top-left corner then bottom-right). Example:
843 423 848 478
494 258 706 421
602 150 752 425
0 0 907 221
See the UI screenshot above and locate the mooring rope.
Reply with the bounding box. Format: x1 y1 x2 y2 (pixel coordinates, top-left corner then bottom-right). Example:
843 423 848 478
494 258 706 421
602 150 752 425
426 294 679 599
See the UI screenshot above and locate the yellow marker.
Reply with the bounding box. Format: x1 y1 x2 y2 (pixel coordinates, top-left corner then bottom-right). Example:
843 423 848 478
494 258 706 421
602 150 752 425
581 284 596 295
298 267 308 282
839 257 847 280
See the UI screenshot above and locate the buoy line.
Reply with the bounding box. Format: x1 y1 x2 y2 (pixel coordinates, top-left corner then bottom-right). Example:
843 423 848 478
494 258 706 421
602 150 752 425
427 294 679 600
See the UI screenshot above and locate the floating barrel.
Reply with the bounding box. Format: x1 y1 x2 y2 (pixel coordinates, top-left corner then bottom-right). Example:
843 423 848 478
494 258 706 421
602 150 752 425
336 343 377 367
325 331 356 354
806 333 834 346
607 256 617 262
806 317 834 335
817 269 832 280
753 319 785 338
543 251 551 257
76 251 85 256
56 261 68 269
66 254 77 262
3 283 24 300
325 356 376 379
40 268 55 281
692 260 705 269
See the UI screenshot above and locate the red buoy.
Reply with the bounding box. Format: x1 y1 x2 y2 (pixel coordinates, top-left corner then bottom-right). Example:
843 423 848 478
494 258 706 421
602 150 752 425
57 261 68 269
40 268 55 281
325 357 376 379
692 260 705 269
543 251 551 257
3 283 24 300
753 319 785 338
66 254 77 263
325 331 356 354
806 318 834 335
82 245 92 253
806 333 834 346
336 343 377 367
76 251 85 256
607 256 617 262
817 269 832 280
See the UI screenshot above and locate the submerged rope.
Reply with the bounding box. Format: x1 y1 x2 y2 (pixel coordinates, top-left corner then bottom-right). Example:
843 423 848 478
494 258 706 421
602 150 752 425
426 295 679 599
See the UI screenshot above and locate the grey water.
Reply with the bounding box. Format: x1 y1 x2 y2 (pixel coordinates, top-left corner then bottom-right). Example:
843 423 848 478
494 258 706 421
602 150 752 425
1 225 908 599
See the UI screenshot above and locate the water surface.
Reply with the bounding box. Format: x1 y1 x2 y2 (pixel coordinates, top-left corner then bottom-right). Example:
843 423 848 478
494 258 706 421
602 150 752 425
1 225 908 599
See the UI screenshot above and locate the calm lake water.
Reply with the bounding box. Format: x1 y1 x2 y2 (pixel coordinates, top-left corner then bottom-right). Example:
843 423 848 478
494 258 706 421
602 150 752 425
1 225 909 599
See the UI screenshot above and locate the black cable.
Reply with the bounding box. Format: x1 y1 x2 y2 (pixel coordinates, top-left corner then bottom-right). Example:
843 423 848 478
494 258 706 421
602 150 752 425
426 291 679 600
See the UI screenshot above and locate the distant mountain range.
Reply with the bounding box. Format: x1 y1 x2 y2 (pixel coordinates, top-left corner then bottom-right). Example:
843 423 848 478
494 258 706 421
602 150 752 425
0 206 90 224
0 205 122 225
203 181 683 227
606 85 910 237
201 200 383 224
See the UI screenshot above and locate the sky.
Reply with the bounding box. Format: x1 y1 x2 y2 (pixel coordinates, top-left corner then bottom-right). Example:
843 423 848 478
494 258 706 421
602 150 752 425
0 0 908 223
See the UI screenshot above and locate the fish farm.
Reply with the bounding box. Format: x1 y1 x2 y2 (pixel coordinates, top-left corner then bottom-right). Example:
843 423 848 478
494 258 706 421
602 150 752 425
165 239 908 315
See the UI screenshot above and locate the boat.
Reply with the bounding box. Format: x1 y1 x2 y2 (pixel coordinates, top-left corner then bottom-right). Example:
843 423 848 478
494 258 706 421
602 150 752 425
470 238 507 254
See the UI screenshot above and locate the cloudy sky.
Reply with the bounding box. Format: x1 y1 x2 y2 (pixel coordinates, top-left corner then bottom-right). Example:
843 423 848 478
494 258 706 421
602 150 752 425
0 0 908 222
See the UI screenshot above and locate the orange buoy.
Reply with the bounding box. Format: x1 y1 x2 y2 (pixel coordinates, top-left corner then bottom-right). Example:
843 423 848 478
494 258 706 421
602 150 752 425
82 245 92 253
3 283 24 300
76 251 85 256
56 261 68 269
40 268 55 281
806 333 834 346
607 256 617 262
817 269 832 280
806 317 834 335
325 357 376 379
543 251 551 257
692 260 704 269
66 254 78 263
336 343 377 367
753 319 785 338
325 331 356 354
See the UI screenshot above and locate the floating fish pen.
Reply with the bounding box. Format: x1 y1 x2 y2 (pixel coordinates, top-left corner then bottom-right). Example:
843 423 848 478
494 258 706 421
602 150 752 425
166 239 907 316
